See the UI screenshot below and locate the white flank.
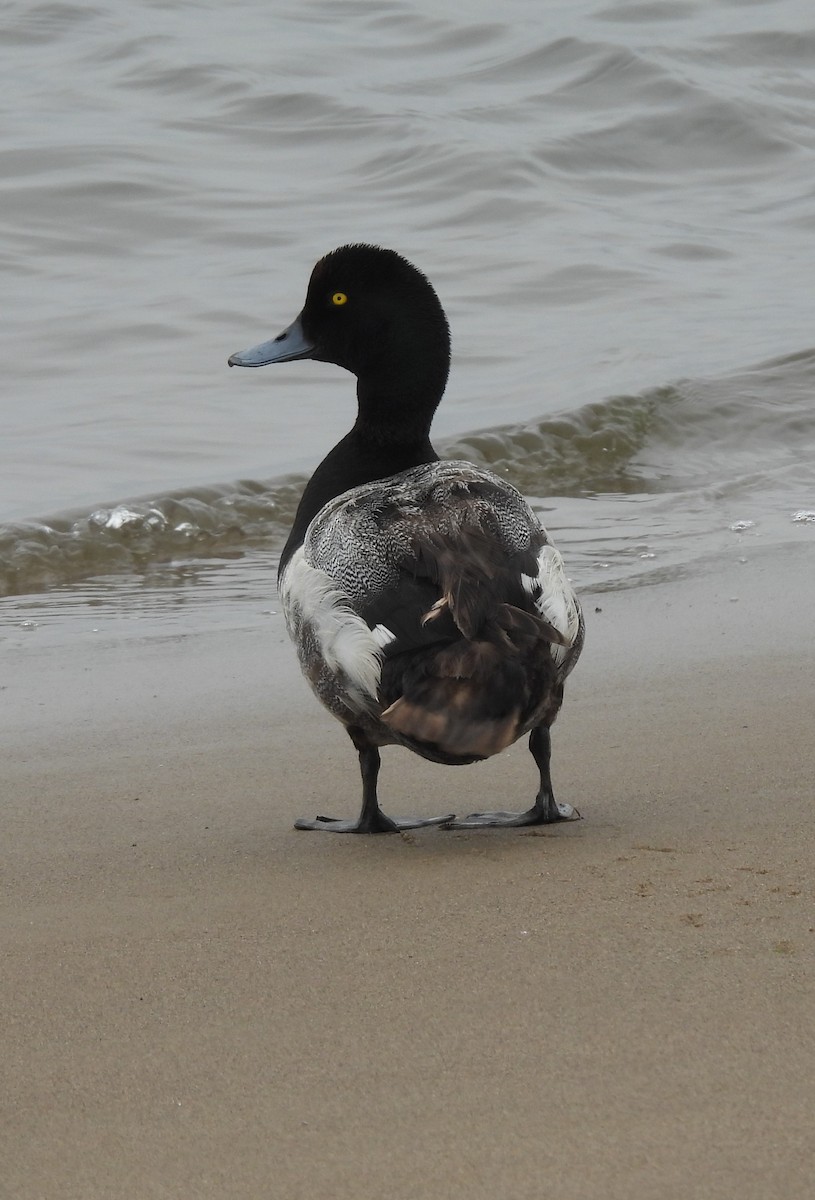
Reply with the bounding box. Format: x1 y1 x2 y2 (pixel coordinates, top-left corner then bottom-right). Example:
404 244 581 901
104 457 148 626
527 545 581 652
279 549 383 702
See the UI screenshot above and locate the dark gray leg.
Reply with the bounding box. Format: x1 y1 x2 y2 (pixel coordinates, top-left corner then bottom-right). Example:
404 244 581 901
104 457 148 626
294 727 455 833
443 724 580 829
529 725 579 822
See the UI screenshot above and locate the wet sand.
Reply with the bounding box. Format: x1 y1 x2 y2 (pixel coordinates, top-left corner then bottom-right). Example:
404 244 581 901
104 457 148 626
3 545 814 1199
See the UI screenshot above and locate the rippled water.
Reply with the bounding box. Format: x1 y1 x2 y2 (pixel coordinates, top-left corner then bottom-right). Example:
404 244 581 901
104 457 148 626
3 0 815 636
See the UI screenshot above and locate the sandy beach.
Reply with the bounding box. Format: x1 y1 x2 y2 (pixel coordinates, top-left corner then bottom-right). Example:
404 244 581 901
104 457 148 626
3 543 814 1199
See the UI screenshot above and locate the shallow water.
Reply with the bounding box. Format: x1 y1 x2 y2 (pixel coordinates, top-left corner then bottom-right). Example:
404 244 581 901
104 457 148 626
2 0 814 638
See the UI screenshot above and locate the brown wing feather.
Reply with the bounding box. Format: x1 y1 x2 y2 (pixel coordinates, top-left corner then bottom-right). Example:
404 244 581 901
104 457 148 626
379 527 562 758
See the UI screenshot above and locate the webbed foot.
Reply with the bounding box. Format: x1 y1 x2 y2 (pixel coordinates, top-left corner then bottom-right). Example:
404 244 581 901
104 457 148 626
295 812 455 834
443 800 580 830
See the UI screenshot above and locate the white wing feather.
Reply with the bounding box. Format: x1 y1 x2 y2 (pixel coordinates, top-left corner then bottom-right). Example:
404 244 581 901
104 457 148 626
279 548 384 702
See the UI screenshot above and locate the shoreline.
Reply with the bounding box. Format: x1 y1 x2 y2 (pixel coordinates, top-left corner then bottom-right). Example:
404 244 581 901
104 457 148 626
3 544 814 1198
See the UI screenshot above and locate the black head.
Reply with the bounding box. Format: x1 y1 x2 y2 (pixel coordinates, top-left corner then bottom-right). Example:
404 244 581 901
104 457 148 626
229 244 451 434
299 244 449 378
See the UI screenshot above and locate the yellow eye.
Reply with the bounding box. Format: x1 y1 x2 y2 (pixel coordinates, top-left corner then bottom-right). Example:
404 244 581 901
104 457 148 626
331 291 348 306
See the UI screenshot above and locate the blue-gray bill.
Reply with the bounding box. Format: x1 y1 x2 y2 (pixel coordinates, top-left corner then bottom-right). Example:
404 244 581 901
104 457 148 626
228 314 314 367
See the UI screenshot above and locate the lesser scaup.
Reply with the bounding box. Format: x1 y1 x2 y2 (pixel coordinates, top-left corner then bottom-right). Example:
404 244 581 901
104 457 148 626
229 244 584 832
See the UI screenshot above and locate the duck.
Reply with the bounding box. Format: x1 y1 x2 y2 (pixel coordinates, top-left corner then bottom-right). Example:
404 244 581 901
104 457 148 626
229 244 584 833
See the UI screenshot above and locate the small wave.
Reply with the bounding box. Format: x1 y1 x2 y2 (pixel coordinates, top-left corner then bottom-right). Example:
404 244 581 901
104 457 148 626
0 479 302 599
0 385 662 598
3 345 814 599
444 390 657 493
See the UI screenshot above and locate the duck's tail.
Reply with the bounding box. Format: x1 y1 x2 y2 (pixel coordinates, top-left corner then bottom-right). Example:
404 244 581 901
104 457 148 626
379 527 565 759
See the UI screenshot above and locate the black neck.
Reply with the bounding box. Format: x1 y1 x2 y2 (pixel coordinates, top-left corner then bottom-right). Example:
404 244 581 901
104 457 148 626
278 302 450 578
278 425 438 576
